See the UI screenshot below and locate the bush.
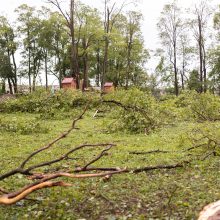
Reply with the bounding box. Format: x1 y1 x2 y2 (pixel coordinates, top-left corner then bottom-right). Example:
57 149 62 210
103 88 182 134
0 117 49 135
0 89 101 115
175 91 220 122
189 92 220 122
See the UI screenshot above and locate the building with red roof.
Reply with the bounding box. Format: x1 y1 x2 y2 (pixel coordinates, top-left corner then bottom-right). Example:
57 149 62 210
61 78 76 90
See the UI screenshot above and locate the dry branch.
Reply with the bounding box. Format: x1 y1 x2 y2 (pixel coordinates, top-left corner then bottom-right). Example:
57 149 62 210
1 107 217 206
129 149 171 155
0 106 88 181
0 161 188 205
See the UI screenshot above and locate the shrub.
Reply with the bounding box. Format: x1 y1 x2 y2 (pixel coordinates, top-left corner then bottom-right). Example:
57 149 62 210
175 91 220 122
0 117 49 135
0 89 100 115
103 88 181 134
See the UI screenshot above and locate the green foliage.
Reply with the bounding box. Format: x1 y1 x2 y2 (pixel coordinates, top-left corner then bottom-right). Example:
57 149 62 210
0 89 100 115
189 92 220 122
1 110 220 219
188 69 201 92
0 117 48 134
103 88 183 133
175 91 220 122
103 89 220 133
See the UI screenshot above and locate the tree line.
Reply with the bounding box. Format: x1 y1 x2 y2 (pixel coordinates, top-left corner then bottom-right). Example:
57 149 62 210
0 0 219 95
156 0 220 96
0 0 147 93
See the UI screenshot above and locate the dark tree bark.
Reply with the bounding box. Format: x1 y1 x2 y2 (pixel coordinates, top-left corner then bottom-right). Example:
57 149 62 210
96 45 101 87
70 0 80 89
173 40 179 96
44 50 48 90
198 15 203 93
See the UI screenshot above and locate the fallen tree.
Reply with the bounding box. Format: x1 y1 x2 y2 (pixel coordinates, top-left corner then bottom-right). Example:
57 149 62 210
0 105 189 205
0 106 219 206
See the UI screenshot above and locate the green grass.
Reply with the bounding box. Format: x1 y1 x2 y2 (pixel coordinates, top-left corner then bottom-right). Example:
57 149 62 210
0 111 220 220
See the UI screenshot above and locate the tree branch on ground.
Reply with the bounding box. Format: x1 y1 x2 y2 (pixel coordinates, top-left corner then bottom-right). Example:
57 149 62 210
1 107 219 205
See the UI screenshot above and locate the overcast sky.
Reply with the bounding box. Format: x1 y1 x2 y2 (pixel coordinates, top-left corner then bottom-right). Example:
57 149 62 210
2 0 218 48
1 0 219 84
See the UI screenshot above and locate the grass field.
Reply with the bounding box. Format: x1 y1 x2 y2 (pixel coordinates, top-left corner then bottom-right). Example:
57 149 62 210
0 110 220 219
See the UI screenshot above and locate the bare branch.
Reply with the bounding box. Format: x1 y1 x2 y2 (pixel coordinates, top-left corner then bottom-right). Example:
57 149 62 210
0 106 88 181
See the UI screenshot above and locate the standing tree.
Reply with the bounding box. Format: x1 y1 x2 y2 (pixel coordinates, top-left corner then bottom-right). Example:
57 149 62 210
209 4 220 94
125 11 143 88
101 0 134 90
190 1 212 93
37 7 54 90
157 1 183 96
178 33 194 89
16 4 44 92
47 0 80 89
76 4 103 90
0 16 18 93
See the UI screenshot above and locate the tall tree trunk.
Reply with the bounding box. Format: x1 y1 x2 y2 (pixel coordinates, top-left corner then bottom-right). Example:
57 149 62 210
28 46 32 93
82 54 88 91
96 47 101 87
102 5 110 91
70 0 80 89
198 15 203 93
102 37 109 90
126 39 132 89
173 41 179 96
181 48 185 90
7 78 13 94
180 72 184 90
202 44 207 93
11 51 17 93
32 75 36 92
45 50 48 91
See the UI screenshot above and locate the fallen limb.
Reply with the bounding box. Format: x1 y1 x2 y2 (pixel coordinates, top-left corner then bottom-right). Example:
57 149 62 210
103 100 154 124
0 160 188 205
0 181 71 205
129 149 171 155
0 107 217 206
0 106 88 181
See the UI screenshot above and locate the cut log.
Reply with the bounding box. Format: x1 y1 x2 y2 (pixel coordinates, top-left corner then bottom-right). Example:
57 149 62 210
198 200 220 220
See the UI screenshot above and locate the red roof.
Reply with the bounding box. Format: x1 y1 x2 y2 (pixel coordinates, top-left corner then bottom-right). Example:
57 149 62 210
62 78 75 84
104 82 113 87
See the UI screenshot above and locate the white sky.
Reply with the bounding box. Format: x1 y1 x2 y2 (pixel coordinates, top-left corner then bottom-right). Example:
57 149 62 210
1 0 219 85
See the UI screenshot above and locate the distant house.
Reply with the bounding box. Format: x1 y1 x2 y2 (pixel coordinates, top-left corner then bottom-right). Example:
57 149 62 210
104 82 114 93
61 78 76 90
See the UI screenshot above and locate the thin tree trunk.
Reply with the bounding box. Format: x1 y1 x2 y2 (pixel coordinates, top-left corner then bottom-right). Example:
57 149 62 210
126 22 133 89
198 15 203 93
45 50 48 91
202 44 207 93
173 41 179 96
102 37 109 90
70 0 80 89
126 44 132 89
82 54 88 91
96 47 101 87
11 51 17 93
102 5 110 91
7 78 13 94
28 46 32 93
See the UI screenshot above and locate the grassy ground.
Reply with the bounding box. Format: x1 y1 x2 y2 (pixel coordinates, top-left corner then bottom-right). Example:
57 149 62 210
0 111 220 220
